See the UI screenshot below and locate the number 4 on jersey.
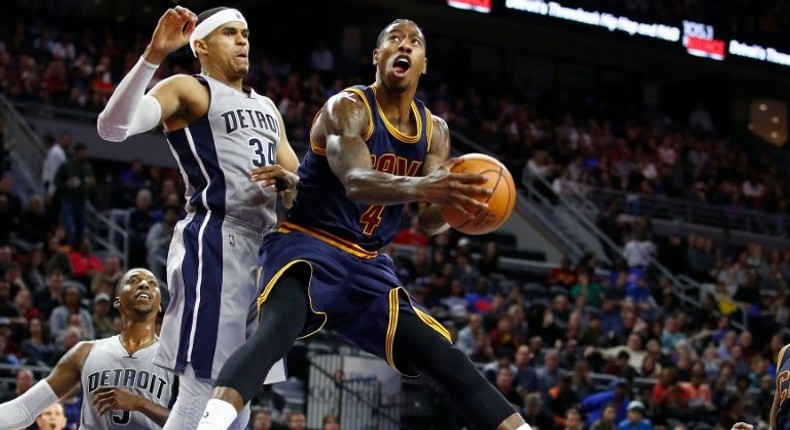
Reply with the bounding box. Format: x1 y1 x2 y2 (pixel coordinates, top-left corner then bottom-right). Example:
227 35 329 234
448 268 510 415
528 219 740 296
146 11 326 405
360 205 385 236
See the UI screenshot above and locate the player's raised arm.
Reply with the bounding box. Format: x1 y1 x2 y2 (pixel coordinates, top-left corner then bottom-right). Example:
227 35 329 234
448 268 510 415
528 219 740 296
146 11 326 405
319 92 489 217
97 6 198 142
0 342 91 430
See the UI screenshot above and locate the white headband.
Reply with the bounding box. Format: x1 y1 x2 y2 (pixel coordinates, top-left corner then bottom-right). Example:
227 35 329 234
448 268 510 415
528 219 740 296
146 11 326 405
189 8 248 57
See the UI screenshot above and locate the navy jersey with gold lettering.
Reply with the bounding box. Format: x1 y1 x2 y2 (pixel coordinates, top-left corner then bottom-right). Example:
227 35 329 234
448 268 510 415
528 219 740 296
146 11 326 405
777 344 790 430
287 85 433 251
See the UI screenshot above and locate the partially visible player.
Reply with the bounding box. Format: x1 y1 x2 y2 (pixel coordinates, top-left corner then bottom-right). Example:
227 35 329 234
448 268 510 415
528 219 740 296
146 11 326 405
199 19 530 430
97 5 298 430
769 343 790 430
0 268 174 430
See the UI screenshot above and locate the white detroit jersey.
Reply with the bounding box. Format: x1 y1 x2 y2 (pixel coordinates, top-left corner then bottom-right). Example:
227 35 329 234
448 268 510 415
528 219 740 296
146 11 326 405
165 73 280 229
153 74 286 383
80 336 174 430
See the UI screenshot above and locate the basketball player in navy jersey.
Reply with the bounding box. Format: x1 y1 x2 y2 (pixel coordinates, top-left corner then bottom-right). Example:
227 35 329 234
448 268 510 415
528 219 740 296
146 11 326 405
199 19 531 430
97 6 297 430
0 268 173 430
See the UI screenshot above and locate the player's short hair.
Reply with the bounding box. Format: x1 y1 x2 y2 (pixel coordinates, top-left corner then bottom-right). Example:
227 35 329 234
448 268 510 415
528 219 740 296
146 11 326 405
376 19 425 49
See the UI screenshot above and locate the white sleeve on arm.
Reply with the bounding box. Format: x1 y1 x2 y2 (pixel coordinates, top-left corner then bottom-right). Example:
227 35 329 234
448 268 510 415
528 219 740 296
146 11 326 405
0 380 59 430
97 56 163 142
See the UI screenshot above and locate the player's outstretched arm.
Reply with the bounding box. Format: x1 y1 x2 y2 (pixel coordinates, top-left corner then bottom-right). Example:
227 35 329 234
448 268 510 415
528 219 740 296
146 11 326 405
93 386 170 426
97 6 197 142
0 342 90 430
318 92 489 217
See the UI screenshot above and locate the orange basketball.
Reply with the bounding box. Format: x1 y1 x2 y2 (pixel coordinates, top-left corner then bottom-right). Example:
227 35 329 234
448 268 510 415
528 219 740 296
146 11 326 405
439 153 517 235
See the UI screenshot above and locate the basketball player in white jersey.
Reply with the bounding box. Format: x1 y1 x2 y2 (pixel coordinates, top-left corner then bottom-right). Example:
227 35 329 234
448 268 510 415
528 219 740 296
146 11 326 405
0 268 174 430
96 6 297 430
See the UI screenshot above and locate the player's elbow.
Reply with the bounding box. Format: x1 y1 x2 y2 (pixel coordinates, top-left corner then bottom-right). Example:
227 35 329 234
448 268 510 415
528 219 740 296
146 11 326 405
96 113 129 142
342 172 368 202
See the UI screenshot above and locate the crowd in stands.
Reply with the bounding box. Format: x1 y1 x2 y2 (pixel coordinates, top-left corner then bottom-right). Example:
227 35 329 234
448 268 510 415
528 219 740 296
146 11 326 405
1 3 790 430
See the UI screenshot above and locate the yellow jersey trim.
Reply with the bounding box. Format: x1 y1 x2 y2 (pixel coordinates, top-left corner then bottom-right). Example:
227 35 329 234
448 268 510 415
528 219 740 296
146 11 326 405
384 286 452 377
779 344 790 366
424 107 434 154
370 85 422 144
385 288 401 372
256 259 328 340
309 108 327 155
279 221 378 259
343 87 375 141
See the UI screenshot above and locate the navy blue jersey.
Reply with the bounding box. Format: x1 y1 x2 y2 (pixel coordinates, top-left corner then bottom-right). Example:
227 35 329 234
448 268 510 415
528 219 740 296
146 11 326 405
777 344 790 430
287 85 433 251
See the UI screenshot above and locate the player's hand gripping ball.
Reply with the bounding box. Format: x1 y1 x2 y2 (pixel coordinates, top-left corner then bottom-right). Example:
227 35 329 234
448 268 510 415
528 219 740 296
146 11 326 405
440 153 516 235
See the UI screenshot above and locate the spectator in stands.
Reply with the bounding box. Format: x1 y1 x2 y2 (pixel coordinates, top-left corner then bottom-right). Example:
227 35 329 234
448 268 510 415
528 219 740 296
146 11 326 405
583 379 630 427
680 363 716 419
44 233 72 278
33 402 68 430
478 241 502 277
49 285 94 341
456 313 483 356
546 256 577 288
651 368 690 426
250 408 287 430
127 188 155 268
92 292 113 339
0 366 33 402
118 158 148 207
321 413 340 430
537 348 562 392
660 313 688 350
618 401 651 430
622 231 656 271
565 407 585 430
513 344 539 394
590 403 618 430
520 392 554 430
41 130 71 209
67 236 103 286
13 287 39 321
286 410 306 430
54 142 94 246
0 279 19 320
495 365 524 407
571 272 603 309
17 195 52 247
89 254 122 296
20 316 56 365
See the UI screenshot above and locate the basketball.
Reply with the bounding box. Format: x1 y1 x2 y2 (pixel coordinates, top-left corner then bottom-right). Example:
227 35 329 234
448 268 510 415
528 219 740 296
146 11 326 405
439 153 517 235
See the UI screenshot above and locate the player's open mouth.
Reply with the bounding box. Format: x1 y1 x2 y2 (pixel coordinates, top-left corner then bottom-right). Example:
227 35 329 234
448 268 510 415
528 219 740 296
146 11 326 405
135 292 152 301
236 52 248 59
392 55 411 74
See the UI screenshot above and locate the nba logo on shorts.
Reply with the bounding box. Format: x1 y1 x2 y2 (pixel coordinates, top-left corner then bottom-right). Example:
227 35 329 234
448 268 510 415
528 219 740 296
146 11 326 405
229 234 236 248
